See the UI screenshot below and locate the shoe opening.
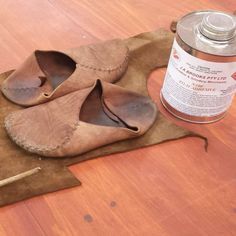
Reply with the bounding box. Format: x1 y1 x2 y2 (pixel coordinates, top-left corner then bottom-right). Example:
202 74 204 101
80 80 139 131
35 50 76 89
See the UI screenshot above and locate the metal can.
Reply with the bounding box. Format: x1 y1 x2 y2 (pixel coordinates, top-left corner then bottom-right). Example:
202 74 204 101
160 10 236 123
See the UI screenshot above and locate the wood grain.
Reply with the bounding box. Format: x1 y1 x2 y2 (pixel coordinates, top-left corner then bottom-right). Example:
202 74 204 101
0 0 235 235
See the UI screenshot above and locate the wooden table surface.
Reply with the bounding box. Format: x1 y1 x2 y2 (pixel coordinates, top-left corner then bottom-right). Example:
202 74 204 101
0 0 236 235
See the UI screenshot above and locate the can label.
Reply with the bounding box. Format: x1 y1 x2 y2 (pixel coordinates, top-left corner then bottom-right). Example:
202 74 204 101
162 39 236 117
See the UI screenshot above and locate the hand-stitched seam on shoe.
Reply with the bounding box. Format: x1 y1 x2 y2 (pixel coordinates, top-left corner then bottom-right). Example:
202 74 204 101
4 112 78 155
76 50 129 72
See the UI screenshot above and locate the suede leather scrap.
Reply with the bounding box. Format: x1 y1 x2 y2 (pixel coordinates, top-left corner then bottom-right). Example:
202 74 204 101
0 29 207 207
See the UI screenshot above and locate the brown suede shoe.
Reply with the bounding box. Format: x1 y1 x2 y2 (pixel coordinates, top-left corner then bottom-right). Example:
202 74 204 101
1 39 129 106
4 80 157 158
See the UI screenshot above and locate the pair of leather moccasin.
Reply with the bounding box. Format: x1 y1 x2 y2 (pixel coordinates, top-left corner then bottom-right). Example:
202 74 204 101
2 39 157 158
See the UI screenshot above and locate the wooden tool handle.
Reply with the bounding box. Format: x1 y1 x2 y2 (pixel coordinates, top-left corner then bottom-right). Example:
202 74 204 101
0 167 41 187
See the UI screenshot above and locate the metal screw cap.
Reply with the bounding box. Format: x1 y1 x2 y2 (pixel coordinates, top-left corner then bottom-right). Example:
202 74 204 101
199 11 236 41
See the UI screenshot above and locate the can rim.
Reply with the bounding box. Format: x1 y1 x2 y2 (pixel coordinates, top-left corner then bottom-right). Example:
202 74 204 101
176 10 236 57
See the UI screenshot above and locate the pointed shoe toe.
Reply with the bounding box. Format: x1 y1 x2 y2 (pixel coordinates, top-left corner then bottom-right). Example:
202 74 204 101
1 39 129 106
4 80 157 157
1 54 53 106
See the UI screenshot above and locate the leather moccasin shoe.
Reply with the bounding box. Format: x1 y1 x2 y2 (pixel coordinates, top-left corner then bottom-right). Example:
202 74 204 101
1 39 129 106
4 80 157 158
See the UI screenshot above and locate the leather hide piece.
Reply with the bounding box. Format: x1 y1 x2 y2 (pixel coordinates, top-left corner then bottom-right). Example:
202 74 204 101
0 29 206 207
